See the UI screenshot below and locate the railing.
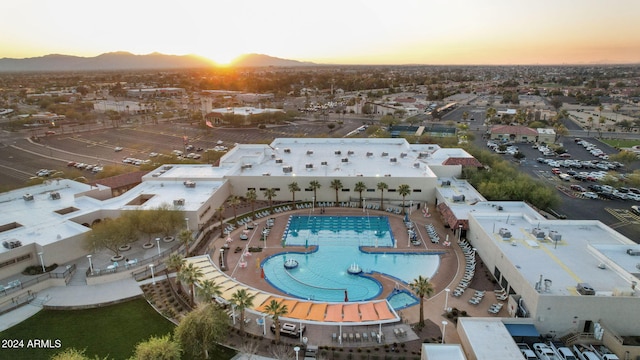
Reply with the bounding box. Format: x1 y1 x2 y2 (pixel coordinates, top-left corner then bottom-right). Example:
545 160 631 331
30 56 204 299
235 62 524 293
86 242 183 278
0 264 75 300
0 290 37 316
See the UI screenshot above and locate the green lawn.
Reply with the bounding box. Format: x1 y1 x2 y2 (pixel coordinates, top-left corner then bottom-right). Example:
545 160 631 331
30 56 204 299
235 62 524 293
0 298 234 360
600 138 640 149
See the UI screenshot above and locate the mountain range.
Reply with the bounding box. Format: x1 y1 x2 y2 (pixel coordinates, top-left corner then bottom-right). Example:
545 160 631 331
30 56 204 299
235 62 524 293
0 52 315 72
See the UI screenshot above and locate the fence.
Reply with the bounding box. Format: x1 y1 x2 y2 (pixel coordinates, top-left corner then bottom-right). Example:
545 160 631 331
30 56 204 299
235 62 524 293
86 242 183 278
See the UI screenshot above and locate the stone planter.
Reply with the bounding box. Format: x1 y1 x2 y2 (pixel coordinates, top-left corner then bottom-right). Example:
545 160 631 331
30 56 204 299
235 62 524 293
118 244 131 251
163 236 175 243
111 254 124 262
142 243 154 249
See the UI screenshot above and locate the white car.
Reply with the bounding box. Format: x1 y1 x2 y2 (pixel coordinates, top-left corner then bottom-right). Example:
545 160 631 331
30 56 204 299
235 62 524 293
114 146 123 152
582 192 599 199
149 152 158 158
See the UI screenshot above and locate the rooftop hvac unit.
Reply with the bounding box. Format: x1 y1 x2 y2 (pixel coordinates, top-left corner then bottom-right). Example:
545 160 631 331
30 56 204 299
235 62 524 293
499 228 512 238
173 198 185 206
548 230 562 242
413 163 420 168
306 150 313 155
400 152 407 158
23 193 34 201
241 164 252 169
284 148 291 153
576 283 595 296
441 180 451 186
366 152 373 157
356 174 363 177
305 163 313 169
389 157 397 163
334 150 341 155
282 166 293 173
321 161 328 166
452 194 466 202
271 153 276 158
347 150 354 155
418 152 429 158
531 228 545 239
340 158 347 163
50 191 61 200
384 174 391 177
626 248 640 256
275 158 283 164
183 181 196 188
381 152 388 157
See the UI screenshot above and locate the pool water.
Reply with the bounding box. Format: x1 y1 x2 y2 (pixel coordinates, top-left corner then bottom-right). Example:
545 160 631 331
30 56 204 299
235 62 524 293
387 290 419 310
262 215 440 302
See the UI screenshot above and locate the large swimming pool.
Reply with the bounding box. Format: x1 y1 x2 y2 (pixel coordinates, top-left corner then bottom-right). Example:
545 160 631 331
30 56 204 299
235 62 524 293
262 215 440 302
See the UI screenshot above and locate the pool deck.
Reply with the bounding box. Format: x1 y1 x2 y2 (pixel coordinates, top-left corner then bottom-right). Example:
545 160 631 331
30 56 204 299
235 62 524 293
205 203 507 346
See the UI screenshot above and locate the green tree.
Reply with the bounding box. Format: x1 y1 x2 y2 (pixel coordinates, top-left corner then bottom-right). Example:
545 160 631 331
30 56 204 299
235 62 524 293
245 189 257 214
309 180 321 207
165 253 185 294
354 181 367 208
263 188 278 210
330 179 343 205
86 216 136 257
397 184 412 214
50 348 106 360
462 111 469 122
179 262 203 306
485 107 497 125
227 195 242 224
264 299 289 343
197 279 222 304
409 275 434 327
610 150 639 165
177 228 192 257
216 204 225 229
129 334 181 360
288 181 300 204
174 304 229 359
230 288 257 333
377 182 389 209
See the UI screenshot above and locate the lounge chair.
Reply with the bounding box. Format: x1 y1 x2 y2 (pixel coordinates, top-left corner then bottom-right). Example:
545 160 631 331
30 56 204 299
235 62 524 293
362 332 369 341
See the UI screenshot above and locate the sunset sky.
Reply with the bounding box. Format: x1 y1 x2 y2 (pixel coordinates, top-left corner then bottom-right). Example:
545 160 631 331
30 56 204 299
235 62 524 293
2 0 639 65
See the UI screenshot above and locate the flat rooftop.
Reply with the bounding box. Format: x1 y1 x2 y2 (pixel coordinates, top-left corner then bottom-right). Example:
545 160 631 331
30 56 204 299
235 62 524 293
221 138 474 178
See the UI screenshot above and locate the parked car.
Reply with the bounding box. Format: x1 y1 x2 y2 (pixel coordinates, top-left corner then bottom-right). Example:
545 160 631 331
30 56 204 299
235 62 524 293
582 192 599 199
631 205 640 216
570 185 586 192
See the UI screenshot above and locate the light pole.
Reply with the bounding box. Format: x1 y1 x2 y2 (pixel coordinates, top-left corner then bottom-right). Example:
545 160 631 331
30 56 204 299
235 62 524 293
363 198 366 213
444 288 450 311
457 224 463 242
185 217 189 230
38 252 45 273
294 346 300 360
441 320 448 344
312 196 315 212
87 254 93 274
409 200 413 215
156 237 161 256
149 264 155 285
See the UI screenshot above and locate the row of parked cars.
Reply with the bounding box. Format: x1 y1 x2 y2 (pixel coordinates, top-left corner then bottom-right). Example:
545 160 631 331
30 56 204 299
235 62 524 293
575 138 611 160
67 161 103 173
518 341 620 360
537 157 623 171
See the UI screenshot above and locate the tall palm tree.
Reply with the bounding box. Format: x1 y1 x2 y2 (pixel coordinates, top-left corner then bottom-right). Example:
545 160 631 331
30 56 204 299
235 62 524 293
177 228 192 257
409 275 434 327
288 181 300 204
197 279 222 305
179 262 204 306
263 188 278 210
354 181 367 208
309 180 321 207
230 288 257 332
166 253 185 293
245 189 257 215
227 195 242 224
587 116 594 136
264 299 289 343
377 182 388 209
216 204 225 229
330 179 343 205
398 184 412 214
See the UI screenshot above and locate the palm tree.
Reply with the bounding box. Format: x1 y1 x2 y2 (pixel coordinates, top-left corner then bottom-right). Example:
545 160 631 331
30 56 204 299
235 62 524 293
587 116 594 136
227 195 242 224
354 181 367 208
179 262 204 306
166 253 185 293
485 107 497 125
377 182 388 209
309 180 321 207
197 279 222 305
216 204 225 230
263 188 278 210
264 299 289 343
397 184 412 214
245 189 257 214
177 228 192 257
288 181 300 205
409 275 434 327
330 179 343 205
230 288 257 332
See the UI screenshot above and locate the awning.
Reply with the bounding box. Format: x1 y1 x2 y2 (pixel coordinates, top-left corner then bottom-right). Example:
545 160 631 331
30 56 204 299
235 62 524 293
505 324 540 337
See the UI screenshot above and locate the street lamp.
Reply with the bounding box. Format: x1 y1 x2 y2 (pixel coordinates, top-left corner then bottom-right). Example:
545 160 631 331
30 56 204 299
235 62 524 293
312 197 315 212
184 217 189 230
293 346 300 360
444 288 450 311
149 264 155 285
441 320 448 344
38 252 45 273
363 198 366 213
156 237 161 256
87 254 93 274
457 224 463 242
409 200 413 215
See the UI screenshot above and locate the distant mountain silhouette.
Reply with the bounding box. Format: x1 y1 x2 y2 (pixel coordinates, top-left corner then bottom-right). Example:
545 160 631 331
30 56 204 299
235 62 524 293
230 53 315 67
0 51 315 72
